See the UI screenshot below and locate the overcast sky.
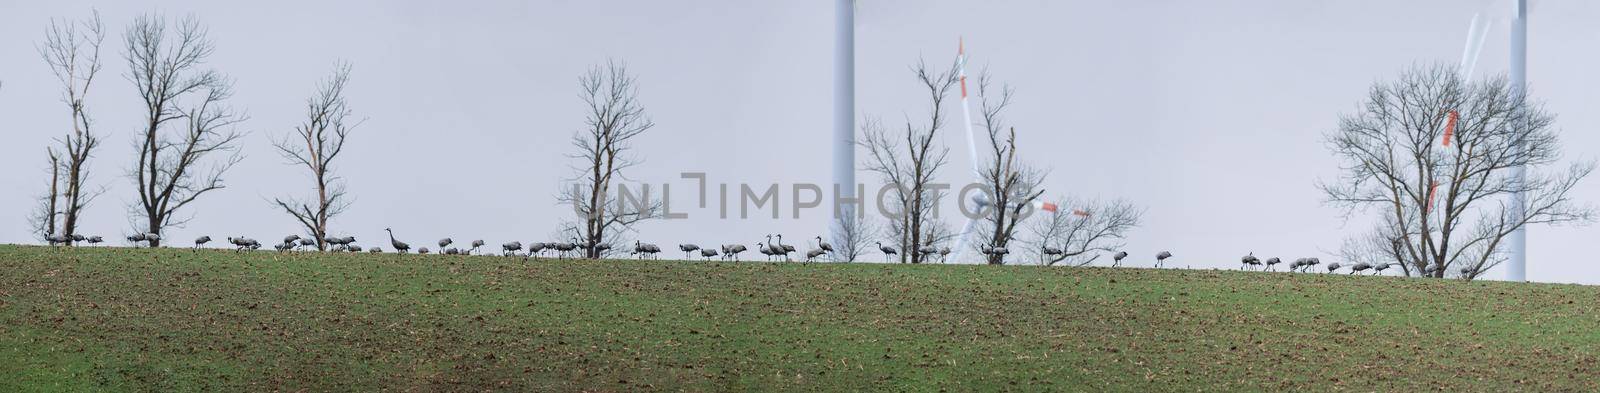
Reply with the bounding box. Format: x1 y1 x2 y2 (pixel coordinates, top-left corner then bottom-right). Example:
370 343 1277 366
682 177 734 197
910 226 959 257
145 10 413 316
2 0 1597 283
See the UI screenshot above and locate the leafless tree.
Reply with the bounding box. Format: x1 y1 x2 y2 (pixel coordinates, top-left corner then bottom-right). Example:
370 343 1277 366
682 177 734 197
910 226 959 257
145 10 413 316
1322 64 1594 280
557 60 660 258
861 59 957 264
830 212 877 262
969 72 1046 264
1025 197 1143 266
37 11 108 244
125 14 246 246
272 63 357 251
28 150 63 240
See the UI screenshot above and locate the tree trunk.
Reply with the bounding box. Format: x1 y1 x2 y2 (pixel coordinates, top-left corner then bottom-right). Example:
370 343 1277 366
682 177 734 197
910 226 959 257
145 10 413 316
46 153 60 238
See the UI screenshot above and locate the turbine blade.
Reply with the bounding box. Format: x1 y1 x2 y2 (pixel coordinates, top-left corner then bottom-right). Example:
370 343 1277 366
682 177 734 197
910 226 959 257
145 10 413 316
1459 13 1487 79
958 37 982 176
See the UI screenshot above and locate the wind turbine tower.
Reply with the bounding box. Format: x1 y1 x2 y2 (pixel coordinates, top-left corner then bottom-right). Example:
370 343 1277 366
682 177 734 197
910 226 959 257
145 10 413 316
832 0 856 243
1506 0 1527 282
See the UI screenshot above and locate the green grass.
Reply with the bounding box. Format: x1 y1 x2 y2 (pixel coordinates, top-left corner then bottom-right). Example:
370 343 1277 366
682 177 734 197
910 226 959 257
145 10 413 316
1 245 1597 391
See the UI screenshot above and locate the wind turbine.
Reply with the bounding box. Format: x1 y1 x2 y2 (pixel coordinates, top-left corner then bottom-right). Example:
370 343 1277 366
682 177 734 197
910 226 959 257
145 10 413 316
948 39 1062 264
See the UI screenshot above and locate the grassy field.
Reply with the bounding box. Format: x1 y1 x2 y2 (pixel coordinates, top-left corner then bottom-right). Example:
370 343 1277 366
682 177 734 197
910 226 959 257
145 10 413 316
1 245 1597 391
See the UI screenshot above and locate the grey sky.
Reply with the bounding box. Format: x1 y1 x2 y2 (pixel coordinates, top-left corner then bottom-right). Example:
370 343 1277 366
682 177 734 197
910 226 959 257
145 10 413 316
3 1 1597 282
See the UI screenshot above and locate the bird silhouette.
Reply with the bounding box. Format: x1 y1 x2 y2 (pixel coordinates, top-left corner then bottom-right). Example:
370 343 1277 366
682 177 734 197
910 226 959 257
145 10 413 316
876 241 898 262
384 228 411 254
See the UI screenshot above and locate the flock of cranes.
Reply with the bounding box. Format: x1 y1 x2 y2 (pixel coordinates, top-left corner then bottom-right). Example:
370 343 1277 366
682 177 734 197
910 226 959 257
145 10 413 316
40 230 1469 277
1234 252 1471 277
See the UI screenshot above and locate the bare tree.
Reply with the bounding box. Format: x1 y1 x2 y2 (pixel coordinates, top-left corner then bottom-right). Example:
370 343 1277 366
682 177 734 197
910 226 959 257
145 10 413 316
830 213 877 263
38 11 108 244
1322 64 1594 280
272 63 356 251
861 59 957 264
29 149 63 240
557 60 660 258
1025 197 1143 266
125 14 246 246
968 72 1046 264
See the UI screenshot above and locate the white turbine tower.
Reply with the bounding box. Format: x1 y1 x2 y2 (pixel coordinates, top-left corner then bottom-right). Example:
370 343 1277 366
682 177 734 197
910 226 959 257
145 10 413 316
1506 0 1528 282
831 0 856 247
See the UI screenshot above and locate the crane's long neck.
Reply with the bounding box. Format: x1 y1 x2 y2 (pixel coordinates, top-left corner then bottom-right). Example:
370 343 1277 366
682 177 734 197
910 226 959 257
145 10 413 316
386 229 396 244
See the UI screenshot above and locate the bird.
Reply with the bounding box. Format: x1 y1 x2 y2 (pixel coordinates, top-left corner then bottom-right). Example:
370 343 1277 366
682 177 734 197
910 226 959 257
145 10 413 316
283 235 301 246
194 236 212 250
226 237 248 251
1459 266 1477 277
767 235 793 262
1326 262 1342 273
231 237 260 252
552 242 577 258
679 243 701 259
756 242 774 261
877 241 898 262
1240 252 1261 270
1113 251 1128 267
469 239 486 255
274 242 293 252
348 245 363 253
722 244 747 261
1042 246 1065 258
1264 257 1282 271
938 247 952 263
631 241 661 259
384 228 410 254
1294 257 1321 273
438 238 453 251
142 233 161 247
369 247 383 253
700 248 720 260
1351 262 1372 275
126 233 147 246
418 247 431 255
815 236 834 254
527 242 548 258
805 248 826 262
70 234 85 245
1373 262 1392 275
443 247 459 255
44 234 70 246
502 241 523 256
298 238 315 251
1155 251 1173 268
85 236 103 246
980 245 1010 263
776 234 796 255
